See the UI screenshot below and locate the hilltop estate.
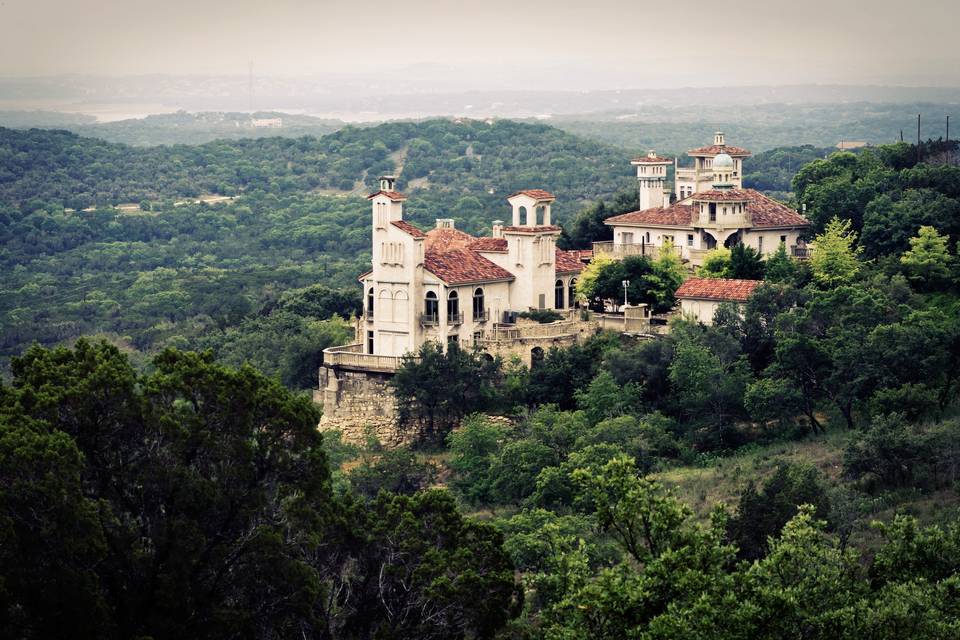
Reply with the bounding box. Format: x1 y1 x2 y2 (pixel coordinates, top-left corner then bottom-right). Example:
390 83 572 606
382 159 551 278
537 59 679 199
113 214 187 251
318 132 810 439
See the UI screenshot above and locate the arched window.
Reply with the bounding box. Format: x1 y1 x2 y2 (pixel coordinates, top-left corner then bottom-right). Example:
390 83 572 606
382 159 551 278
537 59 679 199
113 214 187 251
424 291 438 322
555 279 565 309
519 205 528 225
473 287 485 321
569 278 578 309
367 287 374 318
447 291 460 324
378 289 393 322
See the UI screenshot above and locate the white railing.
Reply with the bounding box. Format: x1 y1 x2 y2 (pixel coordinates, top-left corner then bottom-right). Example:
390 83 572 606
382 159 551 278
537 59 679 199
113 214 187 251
482 320 582 342
593 242 683 259
322 344 410 371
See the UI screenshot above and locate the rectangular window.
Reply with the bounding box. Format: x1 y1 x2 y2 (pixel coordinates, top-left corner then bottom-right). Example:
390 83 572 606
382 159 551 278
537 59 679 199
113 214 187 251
780 235 787 244
709 203 717 222
758 236 764 253
366 331 374 355
687 234 694 247
538 294 546 310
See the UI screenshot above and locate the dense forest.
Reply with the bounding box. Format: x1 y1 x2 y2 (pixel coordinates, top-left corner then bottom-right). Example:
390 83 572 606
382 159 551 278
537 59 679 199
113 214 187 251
3 118 960 638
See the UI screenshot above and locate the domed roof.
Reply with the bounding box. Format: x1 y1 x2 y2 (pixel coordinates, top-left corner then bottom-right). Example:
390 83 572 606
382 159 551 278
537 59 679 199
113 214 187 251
713 152 734 169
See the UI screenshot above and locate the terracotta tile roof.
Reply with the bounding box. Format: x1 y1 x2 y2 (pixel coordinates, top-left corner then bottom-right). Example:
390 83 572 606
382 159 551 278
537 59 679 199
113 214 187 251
604 190 808 229
424 226 476 251
605 204 695 226
740 190 810 228
509 189 556 201
692 189 752 202
424 249 514 285
469 237 508 252
687 144 752 157
391 220 426 237
632 153 672 163
556 249 588 274
501 225 562 233
367 190 408 201
357 270 372 281
676 278 761 302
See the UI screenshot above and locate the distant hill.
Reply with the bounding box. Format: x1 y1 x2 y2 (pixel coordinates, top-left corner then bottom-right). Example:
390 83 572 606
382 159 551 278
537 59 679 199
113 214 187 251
0 119 635 225
0 110 348 146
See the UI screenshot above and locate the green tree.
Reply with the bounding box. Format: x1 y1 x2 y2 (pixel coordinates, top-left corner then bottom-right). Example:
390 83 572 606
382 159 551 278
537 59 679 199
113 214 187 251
811 216 863 287
763 242 798 283
699 248 733 278
727 463 831 560
392 342 502 446
900 225 954 289
729 243 766 279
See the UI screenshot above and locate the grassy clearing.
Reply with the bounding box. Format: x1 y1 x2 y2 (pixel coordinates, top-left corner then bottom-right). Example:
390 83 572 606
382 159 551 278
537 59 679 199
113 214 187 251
655 430 852 520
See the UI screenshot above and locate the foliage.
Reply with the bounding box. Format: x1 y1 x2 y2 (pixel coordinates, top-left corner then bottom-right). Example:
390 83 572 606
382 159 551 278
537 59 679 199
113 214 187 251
763 242 798 283
518 309 564 323
0 340 520 639
811 216 863 287
347 447 438 498
727 462 832 560
900 225 954 289
392 342 502 446
699 247 733 278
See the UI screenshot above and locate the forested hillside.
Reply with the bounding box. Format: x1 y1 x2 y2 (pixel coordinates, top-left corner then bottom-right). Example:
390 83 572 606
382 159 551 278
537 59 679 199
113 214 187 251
3 113 960 638
0 120 635 377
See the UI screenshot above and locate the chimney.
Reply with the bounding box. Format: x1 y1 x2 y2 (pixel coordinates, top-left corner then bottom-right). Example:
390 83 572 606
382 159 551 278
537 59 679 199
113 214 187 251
435 218 455 230
378 175 396 191
492 220 503 238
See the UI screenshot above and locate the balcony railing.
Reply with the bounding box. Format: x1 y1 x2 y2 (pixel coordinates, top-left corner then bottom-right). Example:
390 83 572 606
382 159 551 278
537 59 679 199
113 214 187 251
593 241 682 259
791 245 811 259
419 312 439 326
322 343 411 372
448 311 464 325
472 308 490 323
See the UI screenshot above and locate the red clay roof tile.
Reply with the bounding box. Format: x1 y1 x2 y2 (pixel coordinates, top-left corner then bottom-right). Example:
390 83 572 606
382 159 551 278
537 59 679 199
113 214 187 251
509 189 556 201
605 189 808 229
676 278 761 302
424 249 514 285
424 226 476 251
556 249 588 273
367 190 408 201
391 220 426 238
469 237 508 252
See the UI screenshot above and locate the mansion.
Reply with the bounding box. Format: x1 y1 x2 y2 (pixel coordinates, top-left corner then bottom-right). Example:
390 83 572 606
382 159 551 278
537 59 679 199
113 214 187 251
318 132 810 441
359 179 587 359
601 132 810 265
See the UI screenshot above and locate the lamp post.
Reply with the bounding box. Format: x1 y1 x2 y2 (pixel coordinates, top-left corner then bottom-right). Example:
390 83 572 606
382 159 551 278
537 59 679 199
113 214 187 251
622 279 629 312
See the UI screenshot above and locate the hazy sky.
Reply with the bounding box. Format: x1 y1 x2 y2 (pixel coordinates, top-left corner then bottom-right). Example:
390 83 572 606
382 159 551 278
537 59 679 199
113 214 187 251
1 0 958 88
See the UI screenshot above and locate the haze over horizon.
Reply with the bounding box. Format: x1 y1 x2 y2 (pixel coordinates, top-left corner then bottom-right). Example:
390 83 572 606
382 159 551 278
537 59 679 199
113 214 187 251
2 0 959 91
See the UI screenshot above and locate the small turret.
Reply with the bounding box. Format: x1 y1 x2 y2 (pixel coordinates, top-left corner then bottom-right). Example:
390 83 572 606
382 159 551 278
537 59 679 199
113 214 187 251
631 150 671 210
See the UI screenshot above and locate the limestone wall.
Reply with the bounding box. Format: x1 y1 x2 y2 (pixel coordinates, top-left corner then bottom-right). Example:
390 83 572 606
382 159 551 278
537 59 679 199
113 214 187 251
318 365 402 445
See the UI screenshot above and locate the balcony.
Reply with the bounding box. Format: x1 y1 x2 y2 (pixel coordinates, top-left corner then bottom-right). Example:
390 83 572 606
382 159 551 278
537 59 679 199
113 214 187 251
448 311 464 325
322 343 411 372
593 241 682 259
472 309 490 323
791 245 811 259
419 312 439 326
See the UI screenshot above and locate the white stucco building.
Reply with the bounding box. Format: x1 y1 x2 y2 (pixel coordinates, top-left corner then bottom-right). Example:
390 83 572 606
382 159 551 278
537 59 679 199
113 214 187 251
600 133 810 266
359 177 587 358
675 277 762 325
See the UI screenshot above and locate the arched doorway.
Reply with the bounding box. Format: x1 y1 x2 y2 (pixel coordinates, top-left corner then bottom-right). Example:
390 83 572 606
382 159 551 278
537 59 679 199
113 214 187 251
531 346 545 368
